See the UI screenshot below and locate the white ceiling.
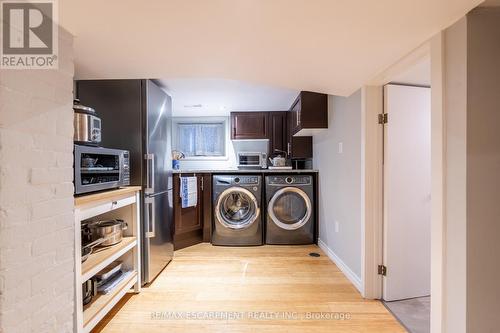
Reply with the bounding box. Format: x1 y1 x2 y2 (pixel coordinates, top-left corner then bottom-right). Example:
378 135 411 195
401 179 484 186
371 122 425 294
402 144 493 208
61 0 483 97
159 79 298 117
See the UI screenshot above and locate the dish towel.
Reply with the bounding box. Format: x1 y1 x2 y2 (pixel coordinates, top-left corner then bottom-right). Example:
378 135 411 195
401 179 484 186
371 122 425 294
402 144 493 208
180 176 197 208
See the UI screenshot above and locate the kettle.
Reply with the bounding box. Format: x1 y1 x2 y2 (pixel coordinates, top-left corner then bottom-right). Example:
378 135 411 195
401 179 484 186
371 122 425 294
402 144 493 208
269 149 287 167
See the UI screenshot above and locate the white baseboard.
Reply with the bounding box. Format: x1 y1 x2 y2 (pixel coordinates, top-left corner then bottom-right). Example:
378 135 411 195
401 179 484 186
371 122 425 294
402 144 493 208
318 238 363 293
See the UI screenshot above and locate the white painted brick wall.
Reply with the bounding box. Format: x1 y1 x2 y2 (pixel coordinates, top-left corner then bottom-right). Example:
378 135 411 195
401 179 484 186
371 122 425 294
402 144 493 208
0 27 75 333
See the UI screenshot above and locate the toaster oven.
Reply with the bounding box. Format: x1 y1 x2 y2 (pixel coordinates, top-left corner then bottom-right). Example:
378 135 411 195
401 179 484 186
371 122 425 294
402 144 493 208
74 145 130 195
237 152 267 169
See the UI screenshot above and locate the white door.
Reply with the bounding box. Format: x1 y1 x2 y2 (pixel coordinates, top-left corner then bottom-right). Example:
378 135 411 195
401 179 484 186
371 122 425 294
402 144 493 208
383 84 431 301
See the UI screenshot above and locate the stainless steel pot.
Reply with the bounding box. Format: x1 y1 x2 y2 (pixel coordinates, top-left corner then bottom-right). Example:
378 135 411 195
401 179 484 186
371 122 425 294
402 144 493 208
82 279 97 305
74 99 102 146
90 219 128 246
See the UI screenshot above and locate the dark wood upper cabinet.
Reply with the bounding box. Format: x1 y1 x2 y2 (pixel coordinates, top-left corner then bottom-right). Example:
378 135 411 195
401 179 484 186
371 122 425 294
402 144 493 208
285 112 313 159
268 112 287 156
231 112 269 140
290 91 328 135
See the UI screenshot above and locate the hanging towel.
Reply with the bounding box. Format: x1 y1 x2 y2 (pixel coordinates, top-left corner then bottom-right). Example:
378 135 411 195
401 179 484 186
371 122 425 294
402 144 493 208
180 176 197 208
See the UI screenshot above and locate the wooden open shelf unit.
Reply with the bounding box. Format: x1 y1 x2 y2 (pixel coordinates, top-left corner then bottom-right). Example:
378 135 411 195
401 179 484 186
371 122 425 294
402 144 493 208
74 187 142 333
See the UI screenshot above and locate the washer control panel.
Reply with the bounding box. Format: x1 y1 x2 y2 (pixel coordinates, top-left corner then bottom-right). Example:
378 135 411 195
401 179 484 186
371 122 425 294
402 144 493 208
268 175 312 185
232 176 260 185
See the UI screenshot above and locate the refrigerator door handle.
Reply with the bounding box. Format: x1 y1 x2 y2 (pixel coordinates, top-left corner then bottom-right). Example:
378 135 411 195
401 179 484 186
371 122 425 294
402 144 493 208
145 197 155 238
145 153 155 194
151 154 155 193
150 197 156 237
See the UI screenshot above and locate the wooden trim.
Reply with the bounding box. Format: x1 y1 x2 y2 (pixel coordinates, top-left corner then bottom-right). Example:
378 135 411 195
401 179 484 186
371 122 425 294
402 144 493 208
361 86 384 299
368 41 431 86
318 239 362 292
430 32 445 333
75 186 142 207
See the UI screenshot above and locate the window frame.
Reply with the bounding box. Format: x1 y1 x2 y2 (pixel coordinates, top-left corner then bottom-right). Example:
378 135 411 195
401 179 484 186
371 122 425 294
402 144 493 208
172 117 229 161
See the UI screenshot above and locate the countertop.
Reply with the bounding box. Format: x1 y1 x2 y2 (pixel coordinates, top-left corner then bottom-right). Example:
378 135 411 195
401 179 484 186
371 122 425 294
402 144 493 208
74 186 142 208
172 169 318 174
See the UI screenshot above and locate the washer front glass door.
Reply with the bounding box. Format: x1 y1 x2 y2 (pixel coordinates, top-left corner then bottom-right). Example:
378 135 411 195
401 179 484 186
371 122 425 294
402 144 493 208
216 188 259 229
268 187 311 230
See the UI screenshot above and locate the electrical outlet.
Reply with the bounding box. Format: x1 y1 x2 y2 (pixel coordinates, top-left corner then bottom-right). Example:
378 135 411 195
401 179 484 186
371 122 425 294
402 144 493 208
335 221 339 233
338 142 343 154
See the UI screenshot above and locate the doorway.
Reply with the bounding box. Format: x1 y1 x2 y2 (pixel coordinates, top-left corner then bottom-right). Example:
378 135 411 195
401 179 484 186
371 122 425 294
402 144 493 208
381 83 431 333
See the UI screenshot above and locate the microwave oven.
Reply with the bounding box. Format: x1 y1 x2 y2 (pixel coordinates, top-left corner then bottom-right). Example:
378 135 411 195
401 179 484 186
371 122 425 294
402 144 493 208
237 152 267 169
74 145 130 195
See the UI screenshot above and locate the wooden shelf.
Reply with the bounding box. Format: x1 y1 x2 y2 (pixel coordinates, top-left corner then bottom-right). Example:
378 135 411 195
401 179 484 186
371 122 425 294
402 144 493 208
75 186 142 208
83 271 138 332
82 237 136 282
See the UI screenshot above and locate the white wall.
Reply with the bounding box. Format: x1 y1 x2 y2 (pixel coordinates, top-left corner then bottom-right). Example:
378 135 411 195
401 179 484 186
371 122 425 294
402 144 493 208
0 28 75 332
442 16 468 333
465 7 500 332
434 8 500 332
173 116 269 170
314 91 362 289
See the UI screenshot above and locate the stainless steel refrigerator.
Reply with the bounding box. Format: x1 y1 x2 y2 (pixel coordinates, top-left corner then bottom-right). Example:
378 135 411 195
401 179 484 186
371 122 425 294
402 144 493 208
76 79 173 285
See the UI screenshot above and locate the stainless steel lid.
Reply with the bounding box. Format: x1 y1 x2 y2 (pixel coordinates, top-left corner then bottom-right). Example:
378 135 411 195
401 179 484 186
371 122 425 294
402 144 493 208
73 99 96 115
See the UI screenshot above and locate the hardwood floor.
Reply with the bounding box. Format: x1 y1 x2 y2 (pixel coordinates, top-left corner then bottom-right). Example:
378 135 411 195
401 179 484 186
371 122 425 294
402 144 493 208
93 243 405 333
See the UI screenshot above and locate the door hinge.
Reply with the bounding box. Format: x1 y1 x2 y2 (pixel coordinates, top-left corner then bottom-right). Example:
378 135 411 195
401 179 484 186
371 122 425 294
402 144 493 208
378 265 387 276
200 177 204 191
378 113 388 124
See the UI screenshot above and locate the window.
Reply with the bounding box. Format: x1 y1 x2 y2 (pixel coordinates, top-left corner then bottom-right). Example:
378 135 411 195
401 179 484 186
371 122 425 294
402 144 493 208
174 120 226 158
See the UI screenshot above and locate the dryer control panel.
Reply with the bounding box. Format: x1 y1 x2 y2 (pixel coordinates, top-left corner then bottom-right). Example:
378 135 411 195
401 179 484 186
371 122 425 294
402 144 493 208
267 175 312 185
215 175 261 186
233 176 260 185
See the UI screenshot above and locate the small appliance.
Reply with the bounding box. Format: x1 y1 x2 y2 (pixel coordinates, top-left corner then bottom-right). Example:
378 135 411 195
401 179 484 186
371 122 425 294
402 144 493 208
269 149 288 167
73 99 102 146
74 145 130 195
237 152 267 169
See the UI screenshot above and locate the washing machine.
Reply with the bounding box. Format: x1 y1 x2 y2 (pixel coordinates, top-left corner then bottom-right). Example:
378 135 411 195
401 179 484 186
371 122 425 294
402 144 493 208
265 175 315 245
212 175 263 246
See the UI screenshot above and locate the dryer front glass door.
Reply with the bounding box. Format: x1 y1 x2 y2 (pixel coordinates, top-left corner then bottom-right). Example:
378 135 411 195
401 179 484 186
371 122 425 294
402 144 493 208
216 188 260 229
268 187 312 230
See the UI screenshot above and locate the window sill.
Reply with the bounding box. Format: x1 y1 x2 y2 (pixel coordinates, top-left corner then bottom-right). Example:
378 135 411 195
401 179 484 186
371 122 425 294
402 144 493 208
181 156 229 161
